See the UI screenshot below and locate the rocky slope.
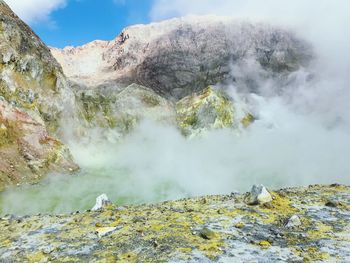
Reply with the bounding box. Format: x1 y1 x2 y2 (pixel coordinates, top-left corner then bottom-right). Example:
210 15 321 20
76 84 252 139
0 2 314 189
51 16 313 100
0 0 78 189
1 184 349 262
176 86 253 136
51 16 313 139
76 83 176 137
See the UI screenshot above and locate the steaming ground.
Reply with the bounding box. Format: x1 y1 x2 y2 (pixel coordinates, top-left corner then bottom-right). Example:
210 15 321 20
2 2 350 214
1 71 350 215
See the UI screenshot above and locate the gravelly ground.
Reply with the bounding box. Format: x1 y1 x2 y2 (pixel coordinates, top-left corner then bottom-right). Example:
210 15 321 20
0 184 349 262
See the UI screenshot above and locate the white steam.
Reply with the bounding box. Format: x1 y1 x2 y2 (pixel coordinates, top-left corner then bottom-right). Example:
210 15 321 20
1 1 350 215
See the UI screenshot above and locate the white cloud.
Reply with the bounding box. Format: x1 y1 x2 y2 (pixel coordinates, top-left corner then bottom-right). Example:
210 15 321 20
5 0 67 24
149 1 350 37
150 0 350 26
150 0 350 71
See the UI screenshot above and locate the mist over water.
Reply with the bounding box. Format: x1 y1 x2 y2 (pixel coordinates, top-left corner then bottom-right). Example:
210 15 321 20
1 65 350 215
1 1 350 216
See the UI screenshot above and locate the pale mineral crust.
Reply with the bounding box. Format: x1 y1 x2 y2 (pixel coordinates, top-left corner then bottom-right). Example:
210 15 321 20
0 184 349 262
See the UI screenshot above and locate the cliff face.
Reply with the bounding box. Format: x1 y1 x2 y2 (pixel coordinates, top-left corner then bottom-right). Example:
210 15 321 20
51 16 313 100
0 1 76 131
176 86 253 136
0 0 78 189
51 16 312 139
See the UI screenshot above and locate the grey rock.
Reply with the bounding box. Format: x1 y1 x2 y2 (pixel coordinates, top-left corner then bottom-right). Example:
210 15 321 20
246 184 273 205
52 16 313 100
285 215 302 228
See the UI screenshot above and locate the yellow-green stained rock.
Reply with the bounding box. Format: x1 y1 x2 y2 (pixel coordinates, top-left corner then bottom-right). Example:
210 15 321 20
0 0 78 189
259 240 271 249
199 227 217 240
176 86 253 136
96 226 119 238
76 83 176 135
0 185 349 262
234 222 245 229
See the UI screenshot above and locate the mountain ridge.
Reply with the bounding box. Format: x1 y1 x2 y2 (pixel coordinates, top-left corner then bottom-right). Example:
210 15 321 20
51 15 313 100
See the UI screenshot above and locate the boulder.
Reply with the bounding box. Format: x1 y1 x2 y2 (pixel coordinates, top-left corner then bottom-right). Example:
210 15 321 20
92 194 111 211
285 215 302 228
245 184 273 205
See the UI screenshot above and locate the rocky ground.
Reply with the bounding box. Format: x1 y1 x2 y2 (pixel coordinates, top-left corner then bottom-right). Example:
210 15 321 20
1 184 349 262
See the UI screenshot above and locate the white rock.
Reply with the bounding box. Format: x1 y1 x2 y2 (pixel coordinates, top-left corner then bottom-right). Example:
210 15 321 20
96 226 118 238
246 184 273 205
91 194 111 211
286 215 302 228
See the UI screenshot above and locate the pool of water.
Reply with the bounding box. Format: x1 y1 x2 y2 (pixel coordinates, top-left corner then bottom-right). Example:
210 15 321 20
1 111 350 216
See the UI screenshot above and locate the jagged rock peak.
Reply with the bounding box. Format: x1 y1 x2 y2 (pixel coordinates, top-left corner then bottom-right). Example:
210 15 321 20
51 15 313 100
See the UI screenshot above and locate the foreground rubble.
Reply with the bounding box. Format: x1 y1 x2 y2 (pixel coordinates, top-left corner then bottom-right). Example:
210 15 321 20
1 184 349 262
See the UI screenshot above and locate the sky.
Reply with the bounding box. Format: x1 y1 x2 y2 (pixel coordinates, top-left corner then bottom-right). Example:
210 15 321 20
5 0 350 49
5 0 154 48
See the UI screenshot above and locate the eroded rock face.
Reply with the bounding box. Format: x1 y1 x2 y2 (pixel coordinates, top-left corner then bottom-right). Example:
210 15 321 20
76 84 253 138
0 0 78 189
50 16 313 139
51 16 313 100
176 86 253 136
0 1 76 132
76 83 176 137
0 99 78 190
0 184 349 262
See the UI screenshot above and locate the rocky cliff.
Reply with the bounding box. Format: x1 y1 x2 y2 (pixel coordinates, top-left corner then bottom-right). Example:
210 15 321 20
0 0 78 190
51 16 313 100
51 16 313 139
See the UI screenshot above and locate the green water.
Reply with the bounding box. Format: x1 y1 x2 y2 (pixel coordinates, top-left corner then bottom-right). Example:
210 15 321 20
1 119 349 216
0 167 188 216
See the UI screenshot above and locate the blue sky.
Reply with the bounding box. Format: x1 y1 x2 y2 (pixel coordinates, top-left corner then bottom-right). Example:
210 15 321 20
6 0 347 49
31 0 154 48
